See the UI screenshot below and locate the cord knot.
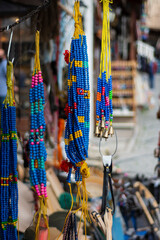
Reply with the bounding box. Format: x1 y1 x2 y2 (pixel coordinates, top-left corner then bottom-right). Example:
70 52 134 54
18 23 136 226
76 161 90 178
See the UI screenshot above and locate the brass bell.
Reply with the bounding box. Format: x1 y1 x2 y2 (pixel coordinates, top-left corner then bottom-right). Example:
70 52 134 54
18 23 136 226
103 129 109 139
101 120 105 129
95 125 100 136
109 125 114 136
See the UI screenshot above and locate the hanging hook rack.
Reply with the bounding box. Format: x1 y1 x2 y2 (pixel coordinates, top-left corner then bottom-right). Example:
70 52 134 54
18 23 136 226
0 0 50 32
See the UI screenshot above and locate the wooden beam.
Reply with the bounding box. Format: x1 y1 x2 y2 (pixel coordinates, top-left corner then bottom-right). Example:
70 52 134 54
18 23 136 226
46 168 64 198
58 2 73 17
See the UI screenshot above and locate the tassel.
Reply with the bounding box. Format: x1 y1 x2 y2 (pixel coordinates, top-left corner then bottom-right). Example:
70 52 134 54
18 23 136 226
34 197 50 240
76 161 91 238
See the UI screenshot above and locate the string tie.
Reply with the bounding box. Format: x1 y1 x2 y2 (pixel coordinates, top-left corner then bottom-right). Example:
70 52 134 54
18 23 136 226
76 161 90 179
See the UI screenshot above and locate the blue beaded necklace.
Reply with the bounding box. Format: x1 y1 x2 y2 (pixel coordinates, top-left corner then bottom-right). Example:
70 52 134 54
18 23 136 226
29 31 49 239
60 1 90 238
95 0 114 138
64 0 90 184
0 61 18 240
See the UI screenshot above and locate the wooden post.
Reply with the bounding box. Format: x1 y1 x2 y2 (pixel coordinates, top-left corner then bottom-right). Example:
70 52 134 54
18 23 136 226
129 8 136 60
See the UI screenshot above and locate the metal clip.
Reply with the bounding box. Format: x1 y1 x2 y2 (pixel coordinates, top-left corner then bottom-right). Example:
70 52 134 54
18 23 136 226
99 128 118 161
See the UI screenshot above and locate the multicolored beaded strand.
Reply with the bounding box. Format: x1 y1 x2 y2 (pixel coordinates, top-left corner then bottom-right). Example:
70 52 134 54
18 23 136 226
95 0 115 222
62 213 78 240
0 61 18 240
60 1 90 238
95 0 114 138
29 31 49 239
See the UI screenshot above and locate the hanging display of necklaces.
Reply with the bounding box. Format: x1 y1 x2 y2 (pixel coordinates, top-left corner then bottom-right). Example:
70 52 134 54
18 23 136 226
29 30 49 239
95 0 114 139
95 1 115 238
0 30 18 240
60 0 90 238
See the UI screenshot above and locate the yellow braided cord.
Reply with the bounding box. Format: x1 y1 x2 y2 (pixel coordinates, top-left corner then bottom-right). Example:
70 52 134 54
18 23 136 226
107 3 111 76
33 30 41 75
76 181 82 208
75 161 91 239
73 1 84 39
99 0 113 79
43 198 50 240
4 61 14 106
34 197 50 240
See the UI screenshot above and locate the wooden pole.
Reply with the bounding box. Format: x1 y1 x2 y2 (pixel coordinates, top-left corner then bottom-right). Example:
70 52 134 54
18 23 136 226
57 2 73 17
135 191 158 232
129 8 136 60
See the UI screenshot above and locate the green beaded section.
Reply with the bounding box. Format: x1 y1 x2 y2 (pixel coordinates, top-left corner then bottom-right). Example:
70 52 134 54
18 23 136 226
83 61 88 68
109 90 112 99
1 134 10 142
1 222 7 224
10 131 17 140
30 159 35 171
84 122 90 128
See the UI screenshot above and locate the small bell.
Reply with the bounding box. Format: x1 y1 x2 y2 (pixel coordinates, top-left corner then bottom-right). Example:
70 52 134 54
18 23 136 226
95 125 100 136
109 125 114 136
103 129 109 139
101 120 105 129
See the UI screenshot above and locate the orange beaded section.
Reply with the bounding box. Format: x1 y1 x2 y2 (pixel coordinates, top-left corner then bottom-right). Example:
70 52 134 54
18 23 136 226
97 92 101 101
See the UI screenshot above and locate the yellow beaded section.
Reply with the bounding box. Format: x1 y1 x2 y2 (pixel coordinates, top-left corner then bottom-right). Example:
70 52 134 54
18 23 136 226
84 90 90 99
68 79 72 87
65 130 83 145
78 116 84 123
68 75 77 88
72 75 77 82
75 60 83 67
65 139 69 145
2 135 10 141
74 130 82 138
69 134 74 142
1 177 9 186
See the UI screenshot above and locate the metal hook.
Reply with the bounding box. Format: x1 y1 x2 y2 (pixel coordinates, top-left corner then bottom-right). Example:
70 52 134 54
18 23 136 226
7 29 13 63
99 129 117 216
99 129 118 166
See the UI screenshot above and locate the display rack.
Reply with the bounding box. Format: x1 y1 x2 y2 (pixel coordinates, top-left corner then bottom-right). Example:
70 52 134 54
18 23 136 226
112 61 137 128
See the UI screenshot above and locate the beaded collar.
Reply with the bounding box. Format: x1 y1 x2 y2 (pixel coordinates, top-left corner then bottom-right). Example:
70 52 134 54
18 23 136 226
59 1 90 238
64 1 90 185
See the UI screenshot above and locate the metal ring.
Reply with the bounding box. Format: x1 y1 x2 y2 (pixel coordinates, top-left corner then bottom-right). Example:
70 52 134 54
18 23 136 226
99 128 118 159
